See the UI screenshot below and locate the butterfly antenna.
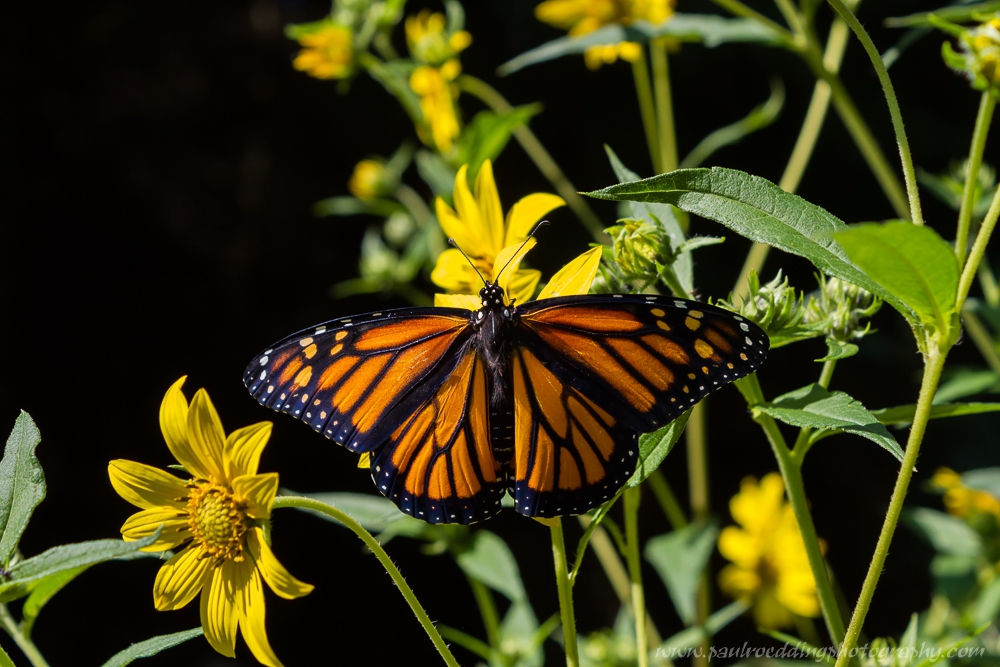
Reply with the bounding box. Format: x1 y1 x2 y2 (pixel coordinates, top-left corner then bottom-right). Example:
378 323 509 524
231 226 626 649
494 220 549 285
447 238 489 288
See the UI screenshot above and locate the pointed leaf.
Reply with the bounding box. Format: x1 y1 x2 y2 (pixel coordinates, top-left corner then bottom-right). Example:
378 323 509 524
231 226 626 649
100 628 204 667
756 384 904 462
815 338 858 362
907 508 983 557
872 402 1000 425
457 105 542 182
0 645 13 667
934 369 1000 404
0 411 45 567
457 530 526 601
629 410 691 486
645 521 719 625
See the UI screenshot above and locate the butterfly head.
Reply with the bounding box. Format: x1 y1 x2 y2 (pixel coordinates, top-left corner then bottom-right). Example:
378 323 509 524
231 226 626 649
479 283 506 309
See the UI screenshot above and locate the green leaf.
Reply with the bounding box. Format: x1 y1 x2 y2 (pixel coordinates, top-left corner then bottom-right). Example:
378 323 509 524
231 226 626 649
934 369 1000 403
833 223 959 335
755 384 904 462
658 599 749 652
0 644 14 667
21 565 89 639
628 410 691 486
907 508 983 557
899 613 919 667
290 491 417 533
456 530 526 602
644 521 719 625
815 338 859 362
498 15 781 76
0 411 45 567
100 628 204 667
886 2 1000 28
499 600 543 667
584 167 914 321
872 402 1000 425
961 467 1000 498
415 150 456 202
457 105 542 182
313 196 406 218
0 530 161 602
970 576 1000 627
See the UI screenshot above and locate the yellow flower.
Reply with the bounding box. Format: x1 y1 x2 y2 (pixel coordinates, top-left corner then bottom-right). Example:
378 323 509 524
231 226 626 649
292 23 353 80
535 0 675 68
410 59 462 153
717 473 822 630
109 377 313 667
406 9 472 66
931 467 1000 518
431 160 566 305
349 159 387 200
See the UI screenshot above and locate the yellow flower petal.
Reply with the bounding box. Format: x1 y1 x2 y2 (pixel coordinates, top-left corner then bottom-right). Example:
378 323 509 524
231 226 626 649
538 246 602 299
121 508 191 552
224 422 272 479
238 565 285 667
718 563 760 597
232 473 279 520
201 563 238 658
358 452 371 469
434 293 482 309
717 526 760 569
435 199 477 253
753 586 795 630
504 193 565 247
108 459 188 510
154 544 212 611
452 165 489 254
186 389 227 482
777 569 821 617
507 269 542 305
247 528 314 600
475 160 505 255
431 248 484 293
493 238 537 301
160 377 213 480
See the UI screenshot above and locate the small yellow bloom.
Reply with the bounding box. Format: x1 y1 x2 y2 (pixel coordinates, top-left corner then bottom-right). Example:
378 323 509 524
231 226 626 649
535 0 675 68
410 60 463 153
406 9 472 66
431 160 565 305
931 467 1000 518
717 473 822 630
109 377 313 667
292 23 353 80
349 159 387 200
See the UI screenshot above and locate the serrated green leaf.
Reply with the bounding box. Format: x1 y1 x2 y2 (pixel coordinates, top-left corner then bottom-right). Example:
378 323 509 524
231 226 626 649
21 565 89 639
658 599 749 651
0 412 45 567
907 508 983 557
458 105 541 182
456 530 526 602
629 410 691 486
756 384 904 462
645 521 719 626
498 15 781 76
815 338 859 362
833 223 959 334
584 167 913 321
0 644 13 667
313 196 406 218
934 368 1000 403
100 628 204 667
872 402 1000 425
961 467 1000 498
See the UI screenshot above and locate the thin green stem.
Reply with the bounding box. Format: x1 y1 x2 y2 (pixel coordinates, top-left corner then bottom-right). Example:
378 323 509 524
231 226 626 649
834 346 948 667
708 0 798 46
0 604 48 667
956 93 996 264
650 40 677 173
957 178 1000 310
773 0 808 37
685 400 711 667
624 487 650 667
273 497 459 667
818 358 838 389
632 50 661 174
438 625 496 663
646 469 688 529
455 75 607 241
550 518 579 667
963 308 1000 374
468 575 502 652
824 0 923 225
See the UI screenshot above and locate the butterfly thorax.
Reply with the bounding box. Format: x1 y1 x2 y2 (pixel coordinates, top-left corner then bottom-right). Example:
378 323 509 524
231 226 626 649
472 283 517 469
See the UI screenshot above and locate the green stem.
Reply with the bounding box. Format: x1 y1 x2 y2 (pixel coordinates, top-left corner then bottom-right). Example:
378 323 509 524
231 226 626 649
818 358 838 389
273 497 460 667
438 625 495 663
685 400 711 667
956 93 996 265
824 0 923 225
957 176 1000 310
708 0 798 46
625 487 650 667
550 519 579 667
650 40 678 173
962 308 1000 374
632 50 661 174
0 604 48 667
646 469 688 529
455 75 607 242
979 261 1000 308
834 346 948 667
468 575 502 652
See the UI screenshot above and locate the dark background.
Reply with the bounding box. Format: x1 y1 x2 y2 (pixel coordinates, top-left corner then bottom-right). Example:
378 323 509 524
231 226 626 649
2 0 999 664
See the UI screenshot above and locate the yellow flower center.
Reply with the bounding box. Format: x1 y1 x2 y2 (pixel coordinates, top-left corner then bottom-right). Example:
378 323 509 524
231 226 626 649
186 483 249 562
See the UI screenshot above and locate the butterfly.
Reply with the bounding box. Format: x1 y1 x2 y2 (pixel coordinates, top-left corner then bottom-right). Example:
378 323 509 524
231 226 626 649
244 281 769 524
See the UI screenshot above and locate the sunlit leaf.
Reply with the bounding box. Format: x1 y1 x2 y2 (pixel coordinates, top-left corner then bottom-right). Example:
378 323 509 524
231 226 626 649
872 402 1000 425
0 412 45 567
815 338 859 362
458 105 541 182
629 410 691 486
99 628 204 667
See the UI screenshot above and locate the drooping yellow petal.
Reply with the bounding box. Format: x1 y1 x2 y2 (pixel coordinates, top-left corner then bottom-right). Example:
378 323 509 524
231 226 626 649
537 246 602 299
507 269 542 306
154 544 212 611
452 164 488 254
160 377 213 481
434 293 482 309
435 198 477 253
121 508 191 552
224 422 272 479
186 389 227 482
504 193 565 247
238 564 285 667
475 160 505 255
108 460 188 510
247 528 314 600
493 238 537 303
200 563 238 658
232 473 279 520
430 248 484 294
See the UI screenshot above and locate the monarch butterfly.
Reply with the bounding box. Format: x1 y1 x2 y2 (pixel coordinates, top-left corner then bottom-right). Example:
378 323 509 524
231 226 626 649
244 276 768 524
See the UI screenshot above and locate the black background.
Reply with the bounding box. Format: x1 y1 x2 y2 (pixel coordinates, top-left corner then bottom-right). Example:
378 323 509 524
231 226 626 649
2 0 999 664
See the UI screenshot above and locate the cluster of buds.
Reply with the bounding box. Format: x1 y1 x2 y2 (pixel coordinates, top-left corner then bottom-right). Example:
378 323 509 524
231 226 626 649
804 275 882 342
604 217 722 291
405 9 472 67
715 271 815 346
937 14 1000 95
